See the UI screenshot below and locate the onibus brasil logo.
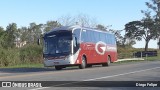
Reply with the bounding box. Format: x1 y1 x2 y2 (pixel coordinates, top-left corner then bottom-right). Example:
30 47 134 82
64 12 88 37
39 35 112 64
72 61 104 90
95 41 107 55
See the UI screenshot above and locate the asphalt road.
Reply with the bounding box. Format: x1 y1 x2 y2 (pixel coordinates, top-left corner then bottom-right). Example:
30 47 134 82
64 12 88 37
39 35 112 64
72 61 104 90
0 61 160 90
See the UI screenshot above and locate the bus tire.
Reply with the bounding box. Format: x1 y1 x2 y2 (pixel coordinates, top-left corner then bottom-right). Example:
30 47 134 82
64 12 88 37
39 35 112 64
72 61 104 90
102 56 111 67
55 66 62 70
79 56 86 69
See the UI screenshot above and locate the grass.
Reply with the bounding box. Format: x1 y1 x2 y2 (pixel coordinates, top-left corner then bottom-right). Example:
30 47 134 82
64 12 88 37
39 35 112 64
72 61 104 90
1 56 160 68
0 63 44 68
115 56 160 64
143 56 160 61
0 50 159 68
144 50 160 61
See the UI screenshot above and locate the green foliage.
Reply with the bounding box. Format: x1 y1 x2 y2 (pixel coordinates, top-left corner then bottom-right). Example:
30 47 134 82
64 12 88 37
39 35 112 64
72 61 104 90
0 44 43 67
27 22 43 44
118 46 135 59
124 0 160 51
0 21 60 67
96 24 107 31
143 50 160 61
0 23 20 48
0 27 4 32
44 21 61 33
0 48 20 67
0 27 5 47
118 45 159 59
19 44 43 64
125 17 157 51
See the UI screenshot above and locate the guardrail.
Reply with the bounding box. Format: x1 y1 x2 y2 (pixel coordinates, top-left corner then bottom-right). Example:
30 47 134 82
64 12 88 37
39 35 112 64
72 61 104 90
133 51 157 58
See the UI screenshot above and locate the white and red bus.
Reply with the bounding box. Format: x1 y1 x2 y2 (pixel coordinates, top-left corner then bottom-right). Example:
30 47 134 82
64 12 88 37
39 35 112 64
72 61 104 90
43 25 117 70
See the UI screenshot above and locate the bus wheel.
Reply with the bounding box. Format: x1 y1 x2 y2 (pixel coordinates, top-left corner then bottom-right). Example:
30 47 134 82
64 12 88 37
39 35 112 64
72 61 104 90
55 66 62 70
102 56 111 67
79 56 86 69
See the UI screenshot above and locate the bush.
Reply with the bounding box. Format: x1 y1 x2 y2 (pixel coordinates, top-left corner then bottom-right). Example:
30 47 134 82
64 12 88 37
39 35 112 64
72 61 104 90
19 44 43 64
0 48 20 67
0 44 43 67
117 45 159 59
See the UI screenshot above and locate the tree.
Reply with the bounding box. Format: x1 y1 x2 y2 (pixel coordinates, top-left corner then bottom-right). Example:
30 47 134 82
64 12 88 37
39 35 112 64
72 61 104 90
144 0 160 49
19 26 28 42
44 21 61 33
125 16 157 51
58 15 75 26
4 23 18 48
145 0 158 12
0 27 5 47
28 22 43 43
96 24 130 47
58 14 97 27
96 24 107 31
0 27 4 37
109 29 131 47
0 27 4 32
75 14 97 27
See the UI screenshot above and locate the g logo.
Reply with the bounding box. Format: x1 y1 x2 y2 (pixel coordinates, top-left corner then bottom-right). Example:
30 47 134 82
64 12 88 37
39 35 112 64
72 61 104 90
95 41 106 55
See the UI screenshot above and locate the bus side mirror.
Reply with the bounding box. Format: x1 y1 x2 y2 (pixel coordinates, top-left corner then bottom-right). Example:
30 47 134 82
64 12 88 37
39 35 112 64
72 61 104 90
37 38 40 45
73 37 78 47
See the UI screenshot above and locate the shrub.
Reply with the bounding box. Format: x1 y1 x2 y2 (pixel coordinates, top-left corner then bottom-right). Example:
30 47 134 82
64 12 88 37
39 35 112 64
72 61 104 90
0 48 20 67
19 44 43 64
0 44 43 67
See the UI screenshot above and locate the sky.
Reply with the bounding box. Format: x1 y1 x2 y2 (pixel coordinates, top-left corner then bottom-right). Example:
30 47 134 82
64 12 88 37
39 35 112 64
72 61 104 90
0 0 158 49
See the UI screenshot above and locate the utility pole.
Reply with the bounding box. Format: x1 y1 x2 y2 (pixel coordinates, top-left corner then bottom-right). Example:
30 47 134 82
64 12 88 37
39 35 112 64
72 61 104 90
156 0 160 49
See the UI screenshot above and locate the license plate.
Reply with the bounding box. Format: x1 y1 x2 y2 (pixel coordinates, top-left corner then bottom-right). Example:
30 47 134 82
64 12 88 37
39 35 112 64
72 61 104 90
54 62 59 64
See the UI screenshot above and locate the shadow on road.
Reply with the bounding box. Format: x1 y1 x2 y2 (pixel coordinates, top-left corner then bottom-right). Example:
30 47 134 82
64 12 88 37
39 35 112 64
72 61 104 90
0 68 55 73
0 67 81 73
0 65 104 73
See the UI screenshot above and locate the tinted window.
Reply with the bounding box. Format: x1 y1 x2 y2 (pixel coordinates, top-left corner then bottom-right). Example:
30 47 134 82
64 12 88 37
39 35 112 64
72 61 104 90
111 35 116 45
100 33 106 43
93 31 99 43
81 29 116 45
73 29 81 53
86 30 90 42
81 29 87 42
73 29 80 44
81 29 94 43
90 31 94 43
87 30 94 43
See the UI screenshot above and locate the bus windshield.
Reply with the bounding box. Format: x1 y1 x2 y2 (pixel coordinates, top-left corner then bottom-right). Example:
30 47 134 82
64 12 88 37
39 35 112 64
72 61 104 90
44 31 72 56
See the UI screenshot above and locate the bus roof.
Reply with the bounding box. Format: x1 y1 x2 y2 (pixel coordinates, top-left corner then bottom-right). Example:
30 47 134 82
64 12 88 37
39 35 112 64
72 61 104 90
45 25 80 34
45 25 113 35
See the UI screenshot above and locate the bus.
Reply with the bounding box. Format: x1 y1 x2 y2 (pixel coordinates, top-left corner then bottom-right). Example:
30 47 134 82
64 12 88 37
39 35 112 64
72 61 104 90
43 25 117 70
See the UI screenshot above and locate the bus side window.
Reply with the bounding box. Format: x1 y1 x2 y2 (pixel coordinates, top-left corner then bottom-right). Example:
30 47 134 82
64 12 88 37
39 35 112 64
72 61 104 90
81 29 87 42
90 31 94 43
73 29 80 44
73 29 81 53
111 35 114 44
86 30 92 43
93 31 97 43
73 37 78 47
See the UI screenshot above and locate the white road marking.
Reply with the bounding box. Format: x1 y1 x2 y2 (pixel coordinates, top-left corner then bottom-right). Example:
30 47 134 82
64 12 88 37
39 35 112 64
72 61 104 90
83 67 160 81
29 66 160 90
29 87 50 90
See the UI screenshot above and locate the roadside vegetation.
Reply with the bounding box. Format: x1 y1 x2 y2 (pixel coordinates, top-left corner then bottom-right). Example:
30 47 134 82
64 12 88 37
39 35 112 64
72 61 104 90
117 46 160 59
0 44 43 67
0 0 160 68
0 45 159 68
